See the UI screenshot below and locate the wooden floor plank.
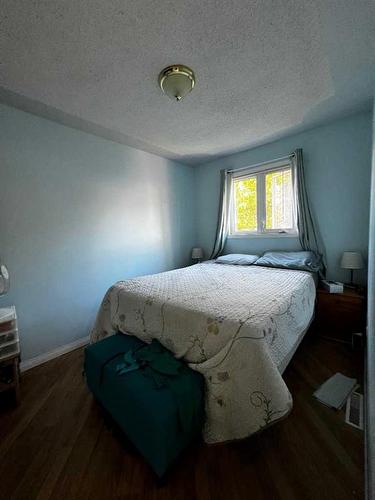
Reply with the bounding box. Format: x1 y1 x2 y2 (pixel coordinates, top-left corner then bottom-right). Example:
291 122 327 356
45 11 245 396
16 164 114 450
0 335 364 500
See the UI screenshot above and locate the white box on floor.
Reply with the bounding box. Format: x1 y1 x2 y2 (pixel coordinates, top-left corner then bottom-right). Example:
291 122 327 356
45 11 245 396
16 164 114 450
321 280 344 294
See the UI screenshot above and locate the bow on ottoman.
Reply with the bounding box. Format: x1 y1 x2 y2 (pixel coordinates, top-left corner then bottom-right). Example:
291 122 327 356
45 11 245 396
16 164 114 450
111 339 200 432
116 339 181 387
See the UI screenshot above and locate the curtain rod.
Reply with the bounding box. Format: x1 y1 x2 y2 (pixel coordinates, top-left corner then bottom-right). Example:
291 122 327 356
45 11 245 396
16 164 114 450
227 152 295 174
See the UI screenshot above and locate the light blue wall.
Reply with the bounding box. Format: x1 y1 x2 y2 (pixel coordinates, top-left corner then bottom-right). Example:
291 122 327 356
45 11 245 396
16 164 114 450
0 104 196 361
195 111 372 284
1 105 372 362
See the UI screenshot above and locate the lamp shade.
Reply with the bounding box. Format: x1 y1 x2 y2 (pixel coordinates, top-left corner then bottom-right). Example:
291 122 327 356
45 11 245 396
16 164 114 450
340 252 364 270
191 247 204 260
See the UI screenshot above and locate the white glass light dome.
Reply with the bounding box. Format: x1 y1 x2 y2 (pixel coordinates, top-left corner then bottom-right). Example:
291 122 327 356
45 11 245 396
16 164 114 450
158 65 195 101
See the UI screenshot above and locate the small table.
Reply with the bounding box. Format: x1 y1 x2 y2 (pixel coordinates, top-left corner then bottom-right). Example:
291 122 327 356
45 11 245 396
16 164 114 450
0 306 21 404
0 353 20 404
314 287 366 344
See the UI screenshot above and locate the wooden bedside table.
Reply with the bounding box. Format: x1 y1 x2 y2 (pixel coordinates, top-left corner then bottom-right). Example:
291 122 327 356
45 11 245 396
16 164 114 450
314 287 366 344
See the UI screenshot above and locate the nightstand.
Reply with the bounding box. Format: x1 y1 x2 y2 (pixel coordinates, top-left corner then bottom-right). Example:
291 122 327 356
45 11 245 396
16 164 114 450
314 287 366 344
0 306 20 404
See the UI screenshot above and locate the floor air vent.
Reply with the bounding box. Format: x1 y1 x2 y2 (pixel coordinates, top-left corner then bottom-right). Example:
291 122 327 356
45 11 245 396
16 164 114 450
345 391 363 430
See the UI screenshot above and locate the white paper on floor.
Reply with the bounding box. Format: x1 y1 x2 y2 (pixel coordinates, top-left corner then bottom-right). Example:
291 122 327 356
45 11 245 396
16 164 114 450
313 372 357 409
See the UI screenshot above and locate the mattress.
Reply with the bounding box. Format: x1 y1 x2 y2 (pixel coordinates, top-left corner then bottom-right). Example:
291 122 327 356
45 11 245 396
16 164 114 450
91 262 316 443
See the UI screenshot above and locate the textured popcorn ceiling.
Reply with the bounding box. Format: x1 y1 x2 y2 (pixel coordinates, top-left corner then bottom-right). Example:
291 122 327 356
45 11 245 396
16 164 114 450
0 0 374 164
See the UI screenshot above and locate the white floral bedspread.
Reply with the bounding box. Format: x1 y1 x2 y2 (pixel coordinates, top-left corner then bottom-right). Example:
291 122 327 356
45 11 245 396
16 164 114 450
91 262 316 443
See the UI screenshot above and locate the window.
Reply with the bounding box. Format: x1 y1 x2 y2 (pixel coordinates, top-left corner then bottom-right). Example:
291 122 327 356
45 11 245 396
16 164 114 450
229 159 297 237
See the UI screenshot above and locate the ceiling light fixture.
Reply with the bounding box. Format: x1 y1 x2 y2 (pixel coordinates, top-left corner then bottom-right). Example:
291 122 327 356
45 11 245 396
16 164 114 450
158 65 195 102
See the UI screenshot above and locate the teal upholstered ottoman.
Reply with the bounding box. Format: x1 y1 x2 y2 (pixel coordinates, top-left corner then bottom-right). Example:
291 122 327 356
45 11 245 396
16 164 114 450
84 334 204 477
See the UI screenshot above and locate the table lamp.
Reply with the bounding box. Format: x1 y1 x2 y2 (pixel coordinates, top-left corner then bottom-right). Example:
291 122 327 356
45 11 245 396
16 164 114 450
340 252 364 287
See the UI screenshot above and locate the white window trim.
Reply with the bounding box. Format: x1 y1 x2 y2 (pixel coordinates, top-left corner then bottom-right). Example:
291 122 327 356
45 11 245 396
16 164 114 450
228 158 299 238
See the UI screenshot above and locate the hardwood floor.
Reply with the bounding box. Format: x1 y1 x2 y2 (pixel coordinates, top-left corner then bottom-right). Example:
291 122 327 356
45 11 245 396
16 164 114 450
0 335 364 500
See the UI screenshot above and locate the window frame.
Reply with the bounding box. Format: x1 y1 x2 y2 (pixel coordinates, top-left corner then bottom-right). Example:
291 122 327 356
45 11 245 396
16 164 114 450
228 158 298 238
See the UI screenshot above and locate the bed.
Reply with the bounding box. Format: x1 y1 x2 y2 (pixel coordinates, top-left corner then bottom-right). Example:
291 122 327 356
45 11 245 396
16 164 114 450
91 261 316 444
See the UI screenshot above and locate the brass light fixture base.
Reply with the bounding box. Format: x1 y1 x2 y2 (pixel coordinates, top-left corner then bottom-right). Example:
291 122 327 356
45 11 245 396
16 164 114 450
158 65 196 101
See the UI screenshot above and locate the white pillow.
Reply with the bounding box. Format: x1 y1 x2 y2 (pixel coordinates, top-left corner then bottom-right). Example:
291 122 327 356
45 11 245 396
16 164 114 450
215 254 259 265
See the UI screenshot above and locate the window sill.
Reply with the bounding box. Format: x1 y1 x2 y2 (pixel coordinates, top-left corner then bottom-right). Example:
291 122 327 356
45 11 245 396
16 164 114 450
228 232 299 239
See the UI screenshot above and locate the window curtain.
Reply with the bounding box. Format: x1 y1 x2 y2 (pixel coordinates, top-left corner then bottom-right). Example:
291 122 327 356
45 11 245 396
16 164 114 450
293 148 327 275
209 169 231 259
210 150 326 274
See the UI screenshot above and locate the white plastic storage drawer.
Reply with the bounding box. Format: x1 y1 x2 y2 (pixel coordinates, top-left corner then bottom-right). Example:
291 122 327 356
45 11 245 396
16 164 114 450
0 306 16 322
0 329 19 347
0 318 17 333
0 340 20 360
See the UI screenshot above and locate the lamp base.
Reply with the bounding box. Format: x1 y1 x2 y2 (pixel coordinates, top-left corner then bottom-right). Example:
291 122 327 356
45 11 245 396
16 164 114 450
344 269 356 289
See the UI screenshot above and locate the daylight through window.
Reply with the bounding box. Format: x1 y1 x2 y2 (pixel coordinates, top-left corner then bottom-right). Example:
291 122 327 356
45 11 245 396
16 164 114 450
230 160 297 236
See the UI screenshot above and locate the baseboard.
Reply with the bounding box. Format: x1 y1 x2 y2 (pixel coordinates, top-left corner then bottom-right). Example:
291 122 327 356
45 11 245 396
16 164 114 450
20 336 90 372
